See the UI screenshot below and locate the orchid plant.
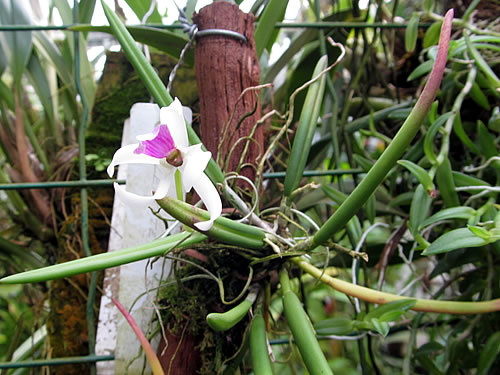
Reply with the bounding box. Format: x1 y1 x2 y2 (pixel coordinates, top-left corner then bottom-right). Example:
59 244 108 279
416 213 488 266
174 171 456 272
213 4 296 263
2 1 500 374
107 98 222 231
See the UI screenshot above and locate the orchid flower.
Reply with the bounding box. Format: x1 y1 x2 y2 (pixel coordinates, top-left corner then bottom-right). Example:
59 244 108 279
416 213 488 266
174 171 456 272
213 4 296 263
107 98 222 231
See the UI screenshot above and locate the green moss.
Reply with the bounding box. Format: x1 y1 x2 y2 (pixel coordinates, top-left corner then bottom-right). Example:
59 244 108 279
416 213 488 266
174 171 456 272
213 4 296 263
157 249 253 374
86 51 198 161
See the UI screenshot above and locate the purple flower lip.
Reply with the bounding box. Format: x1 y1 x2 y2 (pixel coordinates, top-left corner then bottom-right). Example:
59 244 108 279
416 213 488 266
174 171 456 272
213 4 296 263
134 124 176 159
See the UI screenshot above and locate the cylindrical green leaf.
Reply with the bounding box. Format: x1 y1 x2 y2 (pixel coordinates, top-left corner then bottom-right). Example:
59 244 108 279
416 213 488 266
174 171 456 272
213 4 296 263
284 55 328 197
280 270 333 375
101 0 172 107
314 318 353 336
156 196 267 249
207 288 258 331
250 313 274 375
365 193 376 224
207 299 253 332
0 232 206 284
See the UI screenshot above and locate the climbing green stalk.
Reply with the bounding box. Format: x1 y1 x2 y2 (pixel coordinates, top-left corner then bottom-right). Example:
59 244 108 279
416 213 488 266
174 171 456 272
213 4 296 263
298 9 454 249
293 257 500 314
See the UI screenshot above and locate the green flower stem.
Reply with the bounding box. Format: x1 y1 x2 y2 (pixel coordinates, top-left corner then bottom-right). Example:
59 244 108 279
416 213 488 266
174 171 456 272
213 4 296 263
0 232 206 284
156 196 267 249
293 257 500 314
174 169 183 201
280 269 333 375
308 9 454 249
249 312 273 375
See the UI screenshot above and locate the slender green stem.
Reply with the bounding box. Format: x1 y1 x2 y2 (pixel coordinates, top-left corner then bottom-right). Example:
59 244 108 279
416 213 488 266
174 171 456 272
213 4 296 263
174 169 183 201
309 9 453 248
293 257 500 314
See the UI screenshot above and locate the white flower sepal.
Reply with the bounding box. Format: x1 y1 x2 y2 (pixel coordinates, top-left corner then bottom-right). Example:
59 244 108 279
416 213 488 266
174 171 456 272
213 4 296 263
107 98 222 231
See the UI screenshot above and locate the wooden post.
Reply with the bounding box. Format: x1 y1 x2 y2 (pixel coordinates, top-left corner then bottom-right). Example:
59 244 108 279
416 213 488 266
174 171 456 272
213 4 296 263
155 4 264 373
194 1 263 180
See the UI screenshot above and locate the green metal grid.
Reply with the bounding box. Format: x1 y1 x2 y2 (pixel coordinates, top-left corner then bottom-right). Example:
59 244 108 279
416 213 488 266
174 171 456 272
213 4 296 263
0 2 414 371
0 21 432 31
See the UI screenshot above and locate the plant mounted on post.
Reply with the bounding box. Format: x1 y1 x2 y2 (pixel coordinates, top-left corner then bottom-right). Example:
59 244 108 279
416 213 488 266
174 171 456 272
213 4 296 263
2 1 500 374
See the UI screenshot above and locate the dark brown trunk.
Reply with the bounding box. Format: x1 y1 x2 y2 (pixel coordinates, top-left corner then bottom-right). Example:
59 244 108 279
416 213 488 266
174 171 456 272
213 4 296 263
194 1 263 181
157 329 203 375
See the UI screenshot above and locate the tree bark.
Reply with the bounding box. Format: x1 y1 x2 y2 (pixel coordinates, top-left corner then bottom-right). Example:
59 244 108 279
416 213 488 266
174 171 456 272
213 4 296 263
194 1 263 181
157 329 203 375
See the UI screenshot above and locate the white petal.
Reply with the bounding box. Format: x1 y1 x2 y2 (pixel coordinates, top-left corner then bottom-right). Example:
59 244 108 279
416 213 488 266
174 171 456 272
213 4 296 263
113 182 156 209
152 173 173 200
180 145 212 191
136 131 156 141
159 98 188 148
107 144 160 177
182 106 192 125
192 173 222 231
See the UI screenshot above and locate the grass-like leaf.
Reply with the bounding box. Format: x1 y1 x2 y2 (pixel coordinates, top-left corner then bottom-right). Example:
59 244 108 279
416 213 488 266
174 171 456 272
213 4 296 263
284 55 328 197
254 0 289 57
423 227 489 255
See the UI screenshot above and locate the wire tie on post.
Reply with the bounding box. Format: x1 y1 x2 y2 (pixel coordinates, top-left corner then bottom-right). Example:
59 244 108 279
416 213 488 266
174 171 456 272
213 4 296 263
196 28 247 42
168 4 247 91
176 4 247 43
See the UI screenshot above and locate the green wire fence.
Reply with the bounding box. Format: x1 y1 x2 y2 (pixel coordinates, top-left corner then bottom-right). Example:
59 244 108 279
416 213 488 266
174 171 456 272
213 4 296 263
0 2 419 371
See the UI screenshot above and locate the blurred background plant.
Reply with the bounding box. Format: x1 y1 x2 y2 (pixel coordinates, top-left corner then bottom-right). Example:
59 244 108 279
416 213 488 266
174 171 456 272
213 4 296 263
0 0 499 374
